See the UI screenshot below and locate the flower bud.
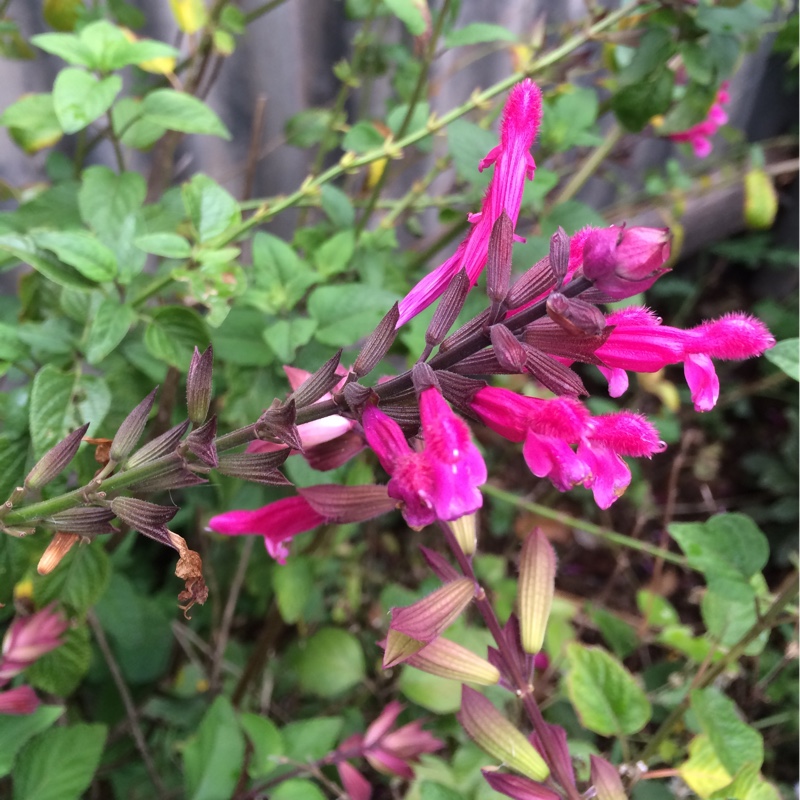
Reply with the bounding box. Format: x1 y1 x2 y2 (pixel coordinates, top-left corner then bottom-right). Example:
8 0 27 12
582 226 671 300
37 532 80 575
406 637 500 685
299 484 398 522
25 423 90 490
450 512 478 556
545 292 607 337
110 497 178 547
487 211 514 304
126 420 190 469
186 345 213 425
490 325 528 372
481 770 561 800
48 507 117 535
255 399 302 451
383 630 428 668
518 528 555 654
0 604 68 683
426 269 471 349
110 388 158 464
304 430 366 471
506 257 555 310
590 756 627 800
549 227 570 286
354 304 399 378
457 687 549 781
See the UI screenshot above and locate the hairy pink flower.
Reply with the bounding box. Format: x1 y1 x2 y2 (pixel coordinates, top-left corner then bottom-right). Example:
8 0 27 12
362 388 486 527
397 80 542 326
0 604 68 685
668 82 730 158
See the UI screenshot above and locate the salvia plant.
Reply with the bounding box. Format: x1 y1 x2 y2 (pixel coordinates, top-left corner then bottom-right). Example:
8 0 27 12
0 1 796 799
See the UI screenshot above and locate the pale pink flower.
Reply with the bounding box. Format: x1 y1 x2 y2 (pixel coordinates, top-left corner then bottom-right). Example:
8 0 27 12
0 685 40 715
0 604 68 685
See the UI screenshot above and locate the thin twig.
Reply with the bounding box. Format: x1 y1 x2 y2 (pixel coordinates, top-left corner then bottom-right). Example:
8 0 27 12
88 612 167 798
243 95 268 201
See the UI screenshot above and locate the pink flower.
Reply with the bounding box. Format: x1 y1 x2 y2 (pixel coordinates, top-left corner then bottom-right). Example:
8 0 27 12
397 80 542 326
0 685 40 715
362 388 486 527
582 225 671 299
0 604 68 685
667 82 730 158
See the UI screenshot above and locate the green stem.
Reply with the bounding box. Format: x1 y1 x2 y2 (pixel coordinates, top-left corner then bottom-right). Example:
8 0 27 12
219 0 646 246
244 0 292 24
483 484 688 566
637 569 799 765
131 272 177 308
354 0 453 238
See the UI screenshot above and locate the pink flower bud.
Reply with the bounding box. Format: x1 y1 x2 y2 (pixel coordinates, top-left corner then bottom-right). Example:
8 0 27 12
0 605 68 683
481 770 561 800
590 755 627 800
0 685 40 715
518 529 556 654
583 226 671 300
405 637 500 685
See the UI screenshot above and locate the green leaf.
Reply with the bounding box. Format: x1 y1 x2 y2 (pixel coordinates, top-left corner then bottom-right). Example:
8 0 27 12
33 230 117 282
12 723 107 800
611 69 674 133
29 364 75 459
297 628 365 697
0 94 63 154
134 232 192 258
52 68 121 134
679 735 733 798
636 589 679 628
282 717 343 762
144 305 209 369
0 435 29 510
250 232 317 314
565 643 651 736
273 556 314 624
658 82 719 135
26 624 91 696
691 687 764 775
76 375 112 436
764 338 799 381
668 513 769 601
383 0 427 35
320 185 355 228
0 233 96 291
701 586 768 656
444 23 516 47
313 229 356 278
30 32 92 66
262 318 317 363
588 606 639 660
112 96 166 150
211 307 273 366
183 696 245 800
239 713 283 779
271 780 326 800
539 88 601 152
308 284 400 347
141 89 230 138
539 201 606 239
86 299 136 364
617 28 675 86
446 120 497 187
696 4 770 35
34 543 110 615
400 664 462 714
420 782 464 800
284 108 334 148
342 121 385 153
183 174 241 243
0 705 62 779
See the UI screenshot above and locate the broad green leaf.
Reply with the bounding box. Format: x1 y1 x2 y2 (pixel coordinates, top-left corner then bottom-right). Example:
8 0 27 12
611 69 674 133
0 94 62 153
12 723 107 800
282 717 343 762
658 82 720 134
539 88 602 152
250 232 317 313
669 513 769 601
262 318 317 363
636 590 679 628
387 101 431 150
383 0 427 35
271 780 326 800
617 28 675 86
690 687 764 776
182 174 241 243
539 201 605 239
26 624 91 696
342 121 385 153
297 628 365 697
0 434 29 508
696 4 770 35
701 584 768 655
134 232 192 259
313 229 355 278
142 89 230 138
86 299 136 364
444 23 516 47
420 782 464 800
764 338 799 381
112 97 166 150
144 305 209 369
76 375 112 436
34 543 110 615
94 573 173 684
30 32 92 66
400 663 462 714
33 230 117 282
273 556 314 624
680 42 715 85
239 713 283 779
679 735 732 799
711 764 781 800
588 607 638 660
565 643 651 736
284 108 333 148
0 233 96 291
0 705 62 778
320 185 355 228
183 696 245 800
446 120 497 187
211 307 273 367
657 624 714 663
29 364 75 459
307 284 400 347
52 68 121 134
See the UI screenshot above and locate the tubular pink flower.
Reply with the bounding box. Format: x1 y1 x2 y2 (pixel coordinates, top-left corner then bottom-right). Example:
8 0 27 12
523 432 590 491
0 685 40 715
337 762 371 800
0 605 68 684
667 82 730 159
397 80 542 326
208 495 327 564
683 353 719 412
